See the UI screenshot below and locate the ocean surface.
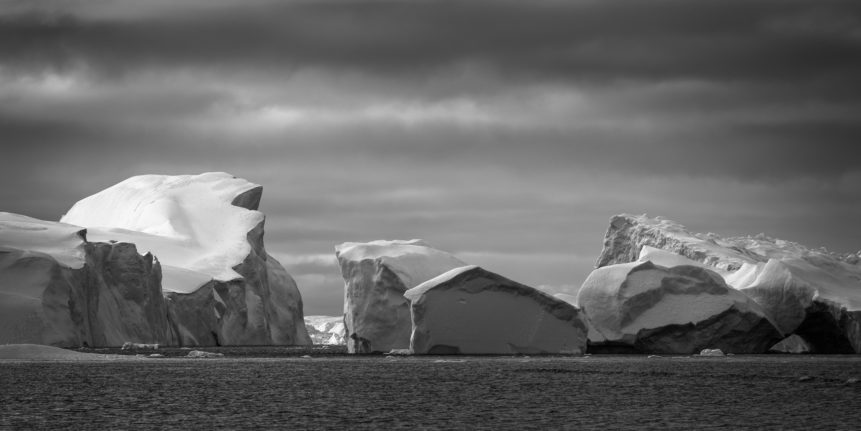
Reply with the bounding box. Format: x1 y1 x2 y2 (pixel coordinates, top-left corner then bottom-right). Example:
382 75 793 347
2 353 860 430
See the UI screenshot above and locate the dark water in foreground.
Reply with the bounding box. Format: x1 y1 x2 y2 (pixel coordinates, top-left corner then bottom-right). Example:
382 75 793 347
2 354 860 430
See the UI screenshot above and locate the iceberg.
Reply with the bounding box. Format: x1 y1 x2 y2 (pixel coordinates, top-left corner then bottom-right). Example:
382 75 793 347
0 213 172 347
304 315 346 345
1 172 310 347
60 172 310 346
596 214 861 353
769 334 813 354
405 265 588 355
577 260 781 354
335 239 466 353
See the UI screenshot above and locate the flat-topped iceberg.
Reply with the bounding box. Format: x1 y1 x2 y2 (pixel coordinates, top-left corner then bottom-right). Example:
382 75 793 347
405 265 587 355
336 239 466 353
597 214 861 353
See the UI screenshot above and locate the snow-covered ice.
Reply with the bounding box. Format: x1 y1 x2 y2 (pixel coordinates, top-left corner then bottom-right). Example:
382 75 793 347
0 213 87 268
577 260 781 354
336 239 466 353
597 214 761 272
698 348 725 357
304 315 346 345
62 173 310 346
186 350 224 358
769 334 813 354
61 172 263 293
1 213 171 347
405 265 587 355
598 214 861 353
1 173 310 347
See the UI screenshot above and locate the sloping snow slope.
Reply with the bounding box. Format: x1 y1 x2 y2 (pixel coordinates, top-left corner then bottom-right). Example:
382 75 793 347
0 213 86 268
61 172 262 293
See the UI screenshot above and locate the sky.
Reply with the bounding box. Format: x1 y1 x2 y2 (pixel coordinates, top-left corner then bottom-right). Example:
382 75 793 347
2 0 861 316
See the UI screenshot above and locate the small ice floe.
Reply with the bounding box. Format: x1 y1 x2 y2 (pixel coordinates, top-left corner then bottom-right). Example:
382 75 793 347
845 378 859 385
647 355 662 359
798 375 814 382
698 349 725 357
186 350 224 358
432 359 466 363
148 353 165 358
300 355 312 359
121 342 159 350
387 349 411 356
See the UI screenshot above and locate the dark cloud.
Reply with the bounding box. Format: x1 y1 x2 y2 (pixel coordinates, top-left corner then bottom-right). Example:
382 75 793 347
2 1 861 315
2 0 860 84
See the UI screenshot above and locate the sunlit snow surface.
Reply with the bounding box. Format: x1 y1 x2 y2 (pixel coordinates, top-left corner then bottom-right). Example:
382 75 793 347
336 239 467 353
60 172 263 293
613 214 861 312
336 239 467 290
0 213 87 269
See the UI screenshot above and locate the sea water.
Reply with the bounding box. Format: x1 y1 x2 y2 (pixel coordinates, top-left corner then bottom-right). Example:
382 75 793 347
2 355 860 430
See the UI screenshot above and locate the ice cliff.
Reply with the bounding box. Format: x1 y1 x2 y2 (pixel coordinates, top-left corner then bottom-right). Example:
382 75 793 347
596 214 861 353
0 213 171 347
335 239 466 353
405 265 588 355
0 172 310 347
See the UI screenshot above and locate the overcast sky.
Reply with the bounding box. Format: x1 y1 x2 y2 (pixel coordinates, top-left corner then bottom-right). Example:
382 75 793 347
2 0 860 316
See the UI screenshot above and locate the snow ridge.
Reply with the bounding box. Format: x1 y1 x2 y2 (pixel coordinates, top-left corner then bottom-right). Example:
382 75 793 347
61 172 264 293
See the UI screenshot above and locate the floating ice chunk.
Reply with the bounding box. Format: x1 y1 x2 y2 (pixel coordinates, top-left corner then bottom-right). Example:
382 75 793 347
406 265 588 355
577 261 781 354
186 350 224 358
336 239 466 353
699 349 725 357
